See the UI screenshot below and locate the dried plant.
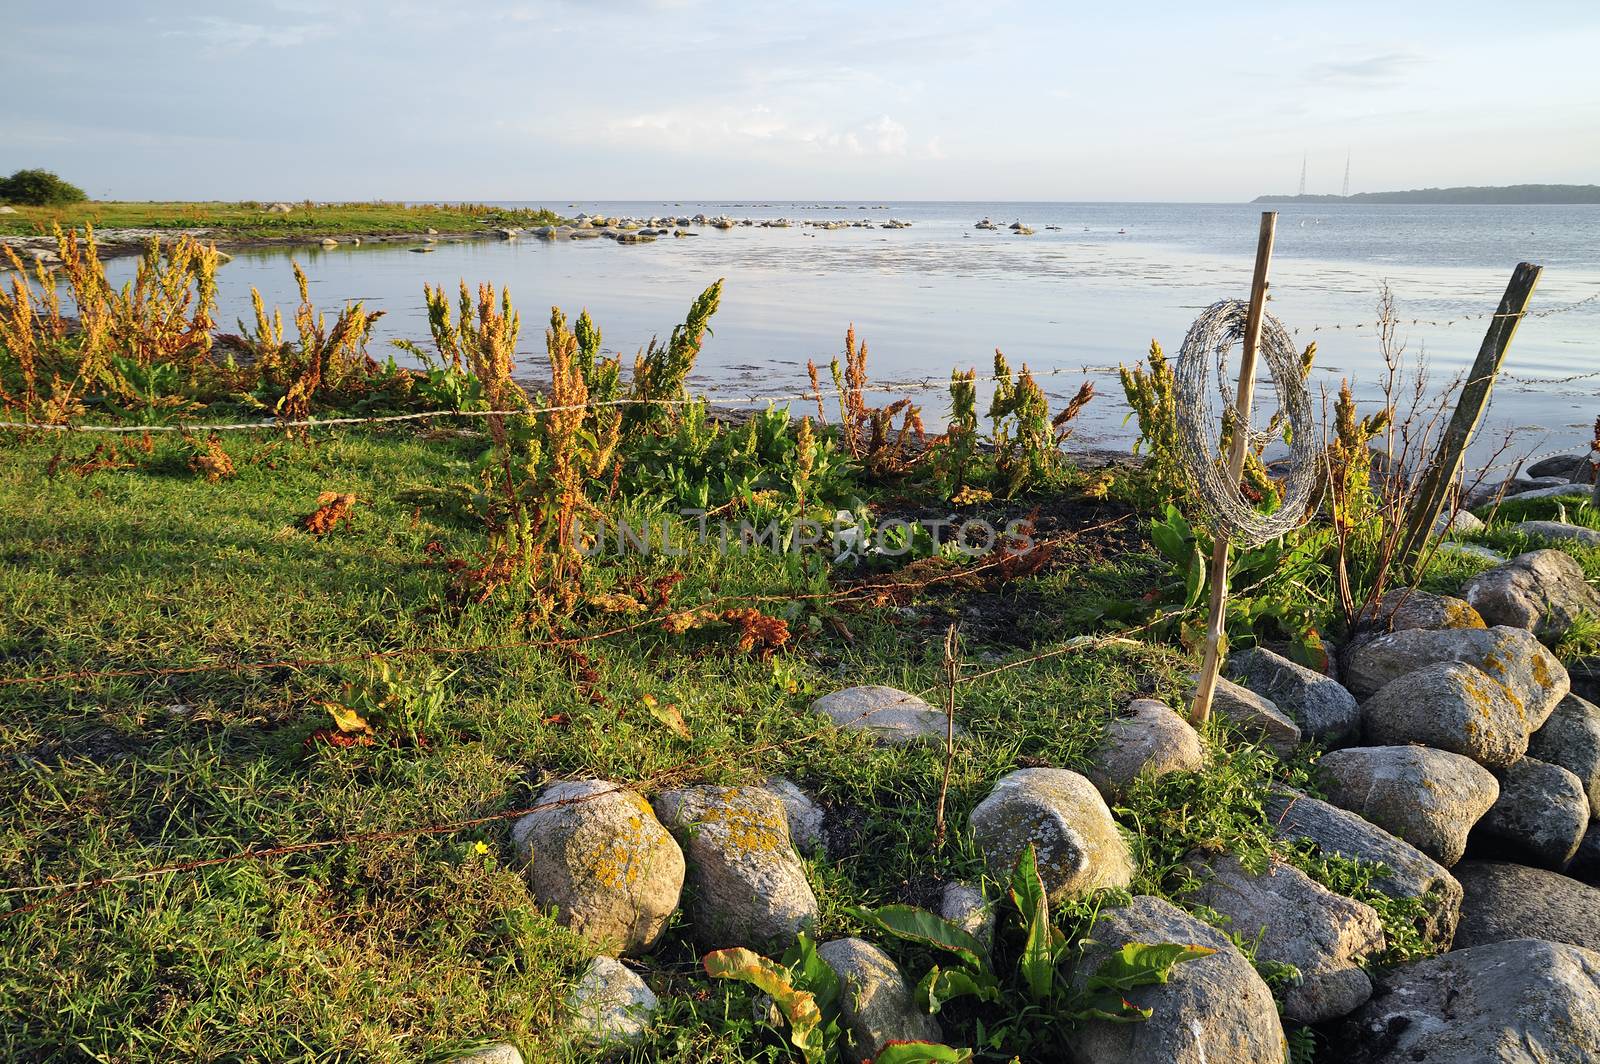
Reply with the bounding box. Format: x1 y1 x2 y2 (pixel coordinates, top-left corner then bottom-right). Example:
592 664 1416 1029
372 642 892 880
186 433 236 483
819 324 925 478
303 492 357 535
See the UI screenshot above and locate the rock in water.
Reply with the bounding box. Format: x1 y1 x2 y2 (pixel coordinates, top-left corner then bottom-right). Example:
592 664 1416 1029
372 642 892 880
968 768 1135 897
1529 693 1600 816
566 956 659 1046
1266 791 1462 947
816 938 941 1060
1452 861 1600 951
1463 549 1600 641
810 685 959 745
1470 757 1589 869
511 780 685 955
1343 625 1569 729
1183 853 1385 1024
653 785 818 951
1063 896 1286 1064
1084 699 1204 799
1359 661 1530 769
1225 647 1360 743
1317 746 1499 865
1338 937 1600 1063
1202 674 1302 756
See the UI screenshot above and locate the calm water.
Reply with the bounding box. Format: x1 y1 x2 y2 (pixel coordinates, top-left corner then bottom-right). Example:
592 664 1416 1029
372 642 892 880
113 200 1600 461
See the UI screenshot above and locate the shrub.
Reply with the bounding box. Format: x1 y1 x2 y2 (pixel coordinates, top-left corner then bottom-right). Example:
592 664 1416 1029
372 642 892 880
0 168 87 206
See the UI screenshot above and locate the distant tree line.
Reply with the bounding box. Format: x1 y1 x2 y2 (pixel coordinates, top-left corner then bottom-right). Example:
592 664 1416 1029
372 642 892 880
1256 184 1600 205
0 169 87 206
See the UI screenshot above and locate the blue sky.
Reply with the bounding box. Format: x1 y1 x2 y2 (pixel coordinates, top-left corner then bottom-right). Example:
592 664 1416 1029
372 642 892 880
6 0 1598 201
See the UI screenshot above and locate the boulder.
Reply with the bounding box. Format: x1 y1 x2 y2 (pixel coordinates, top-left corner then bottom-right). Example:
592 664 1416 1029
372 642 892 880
1359 661 1530 769
1512 520 1600 547
1572 824 1600 886
938 880 995 953
453 1045 522 1064
1527 454 1588 480
816 938 941 1060
810 685 960 745
1266 792 1462 946
653 786 817 951
319 237 338 247
1339 937 1600 1063
968 768 1135 898
566 956 658 1047
1453 861 1600 951
1317 746 1499 866
1203 674 1302 756
1063 896 1286 1064
1502 481 1590 502
1435 541 1505 564
1225 647 1360 744
511 780 685 955
759 777 826 855
1343 625 1569 729
1529 694 1600 816
1351 588 1486 635
1433 509 1487 536
1470 757 1589 869
1183 853 1385 1024
1463 549 1600 641
1084 699 1204 799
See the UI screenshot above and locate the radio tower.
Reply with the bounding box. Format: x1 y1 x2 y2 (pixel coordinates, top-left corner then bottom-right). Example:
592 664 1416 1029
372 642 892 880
1298 153 1308 196
1342 151 1351 198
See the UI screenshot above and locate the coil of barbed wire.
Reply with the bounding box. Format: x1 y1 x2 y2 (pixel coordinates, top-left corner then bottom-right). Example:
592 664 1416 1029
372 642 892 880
1174 299 1318 545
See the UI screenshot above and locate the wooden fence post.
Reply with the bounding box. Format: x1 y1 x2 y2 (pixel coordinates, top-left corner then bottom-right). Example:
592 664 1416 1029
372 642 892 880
1191 211 1277 725
1397 262 1543 576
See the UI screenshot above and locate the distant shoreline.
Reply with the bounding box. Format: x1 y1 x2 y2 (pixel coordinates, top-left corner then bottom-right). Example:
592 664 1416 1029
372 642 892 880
1255 183 1600 205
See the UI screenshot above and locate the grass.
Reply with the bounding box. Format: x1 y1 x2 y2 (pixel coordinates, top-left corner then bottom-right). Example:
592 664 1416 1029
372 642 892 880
0 423 1414 1063
0 201 565 240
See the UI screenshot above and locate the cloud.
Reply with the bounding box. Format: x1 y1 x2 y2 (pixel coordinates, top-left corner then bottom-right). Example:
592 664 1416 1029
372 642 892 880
1311 51 1425 87
167 15 335 51
605 105 925 158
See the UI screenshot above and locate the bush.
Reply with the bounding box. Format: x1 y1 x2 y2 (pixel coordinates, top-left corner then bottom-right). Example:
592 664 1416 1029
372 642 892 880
0 169 87 206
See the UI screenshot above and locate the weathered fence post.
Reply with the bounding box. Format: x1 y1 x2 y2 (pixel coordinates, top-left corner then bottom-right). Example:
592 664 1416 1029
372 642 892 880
1190 211 1277 725
1397 262 1543 577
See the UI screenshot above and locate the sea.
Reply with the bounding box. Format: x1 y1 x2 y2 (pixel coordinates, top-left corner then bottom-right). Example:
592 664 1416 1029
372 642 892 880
109 200 1600 465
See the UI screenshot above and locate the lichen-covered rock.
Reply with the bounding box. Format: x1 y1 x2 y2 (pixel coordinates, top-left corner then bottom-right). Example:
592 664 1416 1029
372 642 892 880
1063 896 1286 1064
1084 699 1204 799
816 938 941 1060
810 685 959 745
1318 746 1499 866
1339 937 1600 1063
511 780 685 955
1463 549 1600 642
1470 758 1589 870
1183 853 1385 1024
566 956 659 1046
759 777 826 855
1359 661 1531 769
1203 674 1302 756
1343 625 1569 730
1352 587 1486 634
653 785 818 951
1453 861 1600 952
1511 520 1600 547
1225 647 1360 743
1529 693 1600 817
1266 791 1462 946
939 880 995 953
969 768 1135 897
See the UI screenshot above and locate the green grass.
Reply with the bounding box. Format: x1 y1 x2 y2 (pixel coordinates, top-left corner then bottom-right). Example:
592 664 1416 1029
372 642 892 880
0 201 565 239
0 428 1439 1062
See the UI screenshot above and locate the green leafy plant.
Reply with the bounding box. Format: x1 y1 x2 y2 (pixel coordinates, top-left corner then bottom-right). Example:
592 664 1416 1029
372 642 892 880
702 934 843 1064
987 351 1095 497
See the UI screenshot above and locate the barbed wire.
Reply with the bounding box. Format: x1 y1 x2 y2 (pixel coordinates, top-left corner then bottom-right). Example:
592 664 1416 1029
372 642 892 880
1290 284 1600 337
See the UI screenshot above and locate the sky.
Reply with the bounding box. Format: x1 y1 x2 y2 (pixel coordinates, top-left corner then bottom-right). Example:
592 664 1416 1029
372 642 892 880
5 0 1599 202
